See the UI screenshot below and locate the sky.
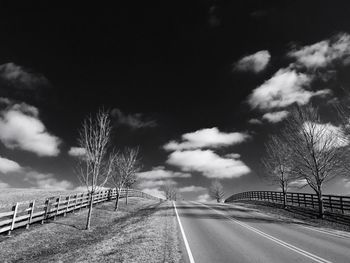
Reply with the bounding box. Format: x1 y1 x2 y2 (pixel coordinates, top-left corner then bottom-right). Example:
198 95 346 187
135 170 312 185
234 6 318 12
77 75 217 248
1 1 350 201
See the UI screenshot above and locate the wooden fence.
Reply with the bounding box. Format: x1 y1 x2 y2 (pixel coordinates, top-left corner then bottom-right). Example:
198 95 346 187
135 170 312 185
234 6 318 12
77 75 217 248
0 188 161 235
225 191 350 224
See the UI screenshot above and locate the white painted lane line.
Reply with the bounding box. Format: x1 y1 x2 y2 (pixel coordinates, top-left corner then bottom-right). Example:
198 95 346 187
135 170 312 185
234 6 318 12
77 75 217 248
297 225 350 239
196 202 333 263
173 202 195 263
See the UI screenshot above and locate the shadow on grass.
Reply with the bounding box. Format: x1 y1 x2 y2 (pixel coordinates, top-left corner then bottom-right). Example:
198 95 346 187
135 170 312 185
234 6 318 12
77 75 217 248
50 221 85 230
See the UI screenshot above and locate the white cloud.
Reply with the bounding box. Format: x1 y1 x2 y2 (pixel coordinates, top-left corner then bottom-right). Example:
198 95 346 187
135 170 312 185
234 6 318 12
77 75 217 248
0 156 22 173
0 62 49 89
141 188 165 199
164 127 250 151
248 68 330 110
25 171 73 190
138 179 177 189
224 153 241 159
288 33 350 69
289 179 308 188
234 50 271 73
167 149 251 179
68 147 86 157
196 193 210 203
137 166 191 179
248 118 262 125
262 110 289 123
111 108 157 129
178 185 206 192
0 102 61 156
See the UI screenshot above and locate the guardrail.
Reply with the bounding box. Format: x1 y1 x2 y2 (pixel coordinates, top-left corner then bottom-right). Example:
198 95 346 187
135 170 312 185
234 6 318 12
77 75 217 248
0 188 162 235
225 191 350 224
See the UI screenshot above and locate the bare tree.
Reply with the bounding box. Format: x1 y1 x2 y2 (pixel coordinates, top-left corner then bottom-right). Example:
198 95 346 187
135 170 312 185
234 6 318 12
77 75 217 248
111 147 141 210
162 181 178 201
209 180 225 203
76 109 115 230
282 105 348 218
262 134 293 208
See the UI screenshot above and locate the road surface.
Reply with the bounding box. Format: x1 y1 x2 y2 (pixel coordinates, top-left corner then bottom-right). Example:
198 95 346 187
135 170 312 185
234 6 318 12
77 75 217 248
174 201 350 263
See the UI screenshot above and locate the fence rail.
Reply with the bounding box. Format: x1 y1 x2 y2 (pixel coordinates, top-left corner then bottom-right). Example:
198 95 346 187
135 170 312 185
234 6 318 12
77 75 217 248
225 191 350 224
0 188 161 235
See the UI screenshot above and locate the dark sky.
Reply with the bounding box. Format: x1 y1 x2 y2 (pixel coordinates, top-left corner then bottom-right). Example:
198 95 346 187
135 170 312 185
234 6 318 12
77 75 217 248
1 1 350 200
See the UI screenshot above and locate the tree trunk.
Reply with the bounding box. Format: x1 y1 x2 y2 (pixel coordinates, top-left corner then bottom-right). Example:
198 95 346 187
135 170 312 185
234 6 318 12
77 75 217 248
316 188 324 219
125 188 128 205
86 192 94 230
115 191 120 211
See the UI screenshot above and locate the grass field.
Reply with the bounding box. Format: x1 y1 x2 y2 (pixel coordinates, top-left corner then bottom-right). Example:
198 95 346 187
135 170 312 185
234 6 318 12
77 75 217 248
0 196 183 263
0 188 81 211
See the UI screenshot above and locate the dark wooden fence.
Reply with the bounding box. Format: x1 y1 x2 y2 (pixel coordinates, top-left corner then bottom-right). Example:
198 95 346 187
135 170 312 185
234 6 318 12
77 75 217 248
0 188 162 235
225 191 350 224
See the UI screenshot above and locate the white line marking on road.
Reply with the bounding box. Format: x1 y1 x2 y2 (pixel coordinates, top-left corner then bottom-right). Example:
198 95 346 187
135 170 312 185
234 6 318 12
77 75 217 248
297 225 350 239
173 202 195 263
196 202 333 263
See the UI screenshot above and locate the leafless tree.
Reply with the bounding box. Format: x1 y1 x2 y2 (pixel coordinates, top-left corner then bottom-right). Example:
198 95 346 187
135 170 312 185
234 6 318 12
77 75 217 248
209 180 225 203
282 104 348 218
76 109 115 230
111 147 141 210
162 181 178 201
262 134 293 208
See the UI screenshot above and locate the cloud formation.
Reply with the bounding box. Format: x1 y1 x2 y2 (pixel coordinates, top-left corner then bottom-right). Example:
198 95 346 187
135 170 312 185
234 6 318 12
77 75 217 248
164 127 250 151
111 108 157 129
68 147 86 157
138 179 177 189
248 68 330 110
0 156 22 173
234 50 271 73
262 110 289 123
137 166 191 179
0 102 61 156
288 33 350 69
248 118 262 125
167 149 251 179
178 185 206 192
24 171 73 190
0 62 49 89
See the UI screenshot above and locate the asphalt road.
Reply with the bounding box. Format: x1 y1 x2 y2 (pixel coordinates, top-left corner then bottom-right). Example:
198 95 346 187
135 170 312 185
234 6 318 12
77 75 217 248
174 201 350 263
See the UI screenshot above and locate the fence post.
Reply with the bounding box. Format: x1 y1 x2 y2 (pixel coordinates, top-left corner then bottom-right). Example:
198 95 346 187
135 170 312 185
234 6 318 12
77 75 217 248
311 195 314 208
291 193 294 206
303 194 306 208
42 198 50 224
329 196 333 212
340 196 344 214
64 196 70 216
26 200 35 229
73 194 78 213
54 196 61 220
8 203 19 235
297 193 300 207
107 189 112 201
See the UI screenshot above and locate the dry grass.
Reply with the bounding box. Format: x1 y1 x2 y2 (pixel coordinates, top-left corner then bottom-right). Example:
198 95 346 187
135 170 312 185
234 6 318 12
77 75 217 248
0 188 79 211
0 197 183 263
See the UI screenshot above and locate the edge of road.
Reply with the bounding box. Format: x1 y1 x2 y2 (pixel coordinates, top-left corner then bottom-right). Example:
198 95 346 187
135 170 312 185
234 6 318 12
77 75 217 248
173 201 195 263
